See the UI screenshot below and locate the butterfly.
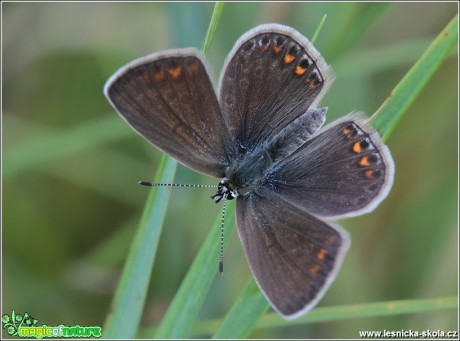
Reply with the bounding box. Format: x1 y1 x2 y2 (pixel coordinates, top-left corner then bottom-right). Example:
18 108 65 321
104 23 394 319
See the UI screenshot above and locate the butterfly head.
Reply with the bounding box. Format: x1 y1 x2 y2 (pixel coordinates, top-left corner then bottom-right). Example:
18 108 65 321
211 178 237 203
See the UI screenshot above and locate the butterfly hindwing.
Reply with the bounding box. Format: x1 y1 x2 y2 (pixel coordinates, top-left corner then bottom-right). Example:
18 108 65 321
236 190 350 319
269 114 394 218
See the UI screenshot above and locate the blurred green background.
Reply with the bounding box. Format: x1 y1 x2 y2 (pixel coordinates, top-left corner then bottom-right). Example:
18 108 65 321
2 2 458 339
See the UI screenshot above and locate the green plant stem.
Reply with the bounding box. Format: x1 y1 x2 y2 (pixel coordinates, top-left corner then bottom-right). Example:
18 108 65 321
153 203 235 338
212 278 269 339
138 296 457 337
202 2 224 54
371 14 458 141
311 14 327 44
254 296 458 329
3 115 127 178
102 155 177 338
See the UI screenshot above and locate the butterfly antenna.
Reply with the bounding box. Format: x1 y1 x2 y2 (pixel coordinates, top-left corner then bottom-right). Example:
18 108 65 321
139 180 225 273
138 181 217 188
219 195 228 275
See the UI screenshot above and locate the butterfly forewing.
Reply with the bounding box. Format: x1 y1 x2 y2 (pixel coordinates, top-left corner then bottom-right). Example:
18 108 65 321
219 24 334 150
105 49 233 178
236 191 350 319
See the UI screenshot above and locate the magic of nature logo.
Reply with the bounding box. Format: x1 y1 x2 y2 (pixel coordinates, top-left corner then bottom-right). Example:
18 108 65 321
2 310 101 339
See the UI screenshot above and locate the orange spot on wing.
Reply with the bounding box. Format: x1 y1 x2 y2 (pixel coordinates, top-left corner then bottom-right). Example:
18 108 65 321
309 264 320 276
342 127 352 138
359 156 371 167
187 63 199 76
295 65 307 75
316 248 328 261
353 141 363 153
168 66 182 79
154 70 165 81
284 54 295 64
273 45 282 54
306 79 317 89
365 170 374 178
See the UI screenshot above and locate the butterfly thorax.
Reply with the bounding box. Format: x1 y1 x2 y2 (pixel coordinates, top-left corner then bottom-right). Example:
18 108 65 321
211 107 328 203
211 147 272 203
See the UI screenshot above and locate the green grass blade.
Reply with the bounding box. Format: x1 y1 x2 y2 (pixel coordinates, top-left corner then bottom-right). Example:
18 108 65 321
202 2 224 54
212 278 269 339
82 217 137 267
310 14 327 45
102 155 177 338
371 14 458 141
153 203 235 338
185 296 457 336
3 115 128 178
325 3 390 59
254 296 458 329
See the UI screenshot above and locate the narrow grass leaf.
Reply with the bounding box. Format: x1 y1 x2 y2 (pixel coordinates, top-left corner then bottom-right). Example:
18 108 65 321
254 296 458 329
325 3 389 60
102 155 177 338
185 296 457 336
212 278 269 339
371 14 458 141
153 203 235 338
82 217 137 267
310 14 327 45
3 115 128 178
202 2 224 54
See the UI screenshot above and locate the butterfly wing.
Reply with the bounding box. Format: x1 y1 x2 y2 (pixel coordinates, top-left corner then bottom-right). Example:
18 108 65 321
104 48 234 178
219 24 334 150
269 114 395 218
236 190 350 319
